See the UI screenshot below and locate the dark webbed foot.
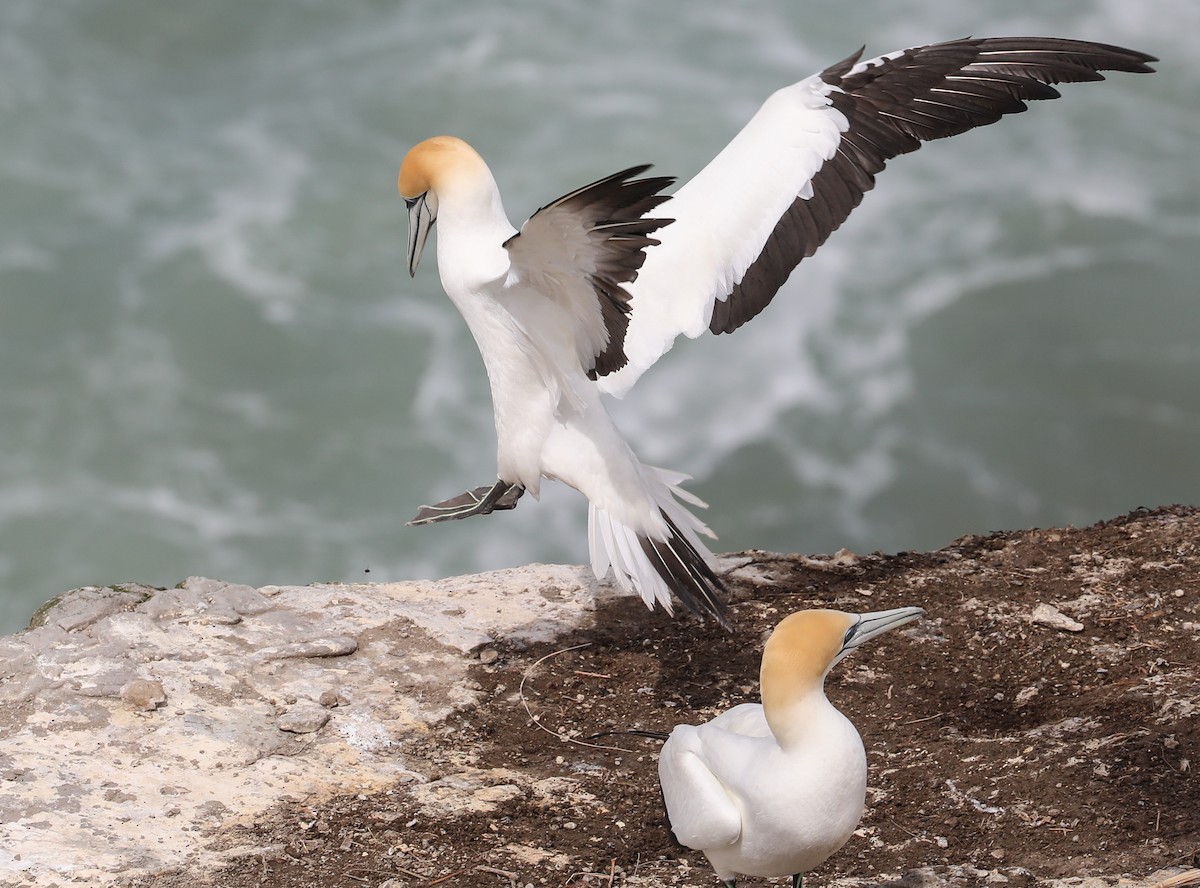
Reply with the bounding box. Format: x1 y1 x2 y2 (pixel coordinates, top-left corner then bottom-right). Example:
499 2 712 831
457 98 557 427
407 480 524 526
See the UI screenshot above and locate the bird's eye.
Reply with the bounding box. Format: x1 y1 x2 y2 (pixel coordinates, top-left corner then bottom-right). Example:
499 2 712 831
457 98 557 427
843 623 857 646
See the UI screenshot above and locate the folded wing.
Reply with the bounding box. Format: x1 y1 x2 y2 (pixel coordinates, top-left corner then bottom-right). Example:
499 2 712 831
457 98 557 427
659 724 743 850
599 37 1156 396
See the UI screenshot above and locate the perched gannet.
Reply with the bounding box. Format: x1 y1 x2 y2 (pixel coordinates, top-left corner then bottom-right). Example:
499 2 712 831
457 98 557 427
659 606 924 887
398 38 1154 626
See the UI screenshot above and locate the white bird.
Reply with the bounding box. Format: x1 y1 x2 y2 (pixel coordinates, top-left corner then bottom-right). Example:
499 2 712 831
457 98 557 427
658 605 925 887
397 38 1154 627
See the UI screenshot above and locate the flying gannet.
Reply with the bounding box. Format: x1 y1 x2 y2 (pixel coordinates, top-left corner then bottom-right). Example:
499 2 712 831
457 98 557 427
658 605 925 887
397 38 1154 628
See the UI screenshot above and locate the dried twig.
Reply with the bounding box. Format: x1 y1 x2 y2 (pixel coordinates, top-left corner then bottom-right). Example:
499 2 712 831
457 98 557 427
574 669 612 679
1152 870 1200 888
903 712 945 725
565 870 617 886
475 864 518 887
427 867 471 886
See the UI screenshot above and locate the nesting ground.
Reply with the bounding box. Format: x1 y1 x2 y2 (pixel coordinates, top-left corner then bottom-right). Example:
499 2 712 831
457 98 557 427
158 507 1198 887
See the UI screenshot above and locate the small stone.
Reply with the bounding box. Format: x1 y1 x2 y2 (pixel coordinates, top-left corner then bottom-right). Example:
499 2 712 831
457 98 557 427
831 548 860 567
199 607 242 625
121 679 166 711
318 690 341 707
479 648 499 665
196 800 230 819
257 637 358 660
1030 603 1083 632
1015 685 1039 705
278 704 331 734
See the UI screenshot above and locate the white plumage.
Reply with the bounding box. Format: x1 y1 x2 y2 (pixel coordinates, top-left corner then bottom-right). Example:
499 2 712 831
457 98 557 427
659 606 924 886
600 75 845 396
397 38 1153 625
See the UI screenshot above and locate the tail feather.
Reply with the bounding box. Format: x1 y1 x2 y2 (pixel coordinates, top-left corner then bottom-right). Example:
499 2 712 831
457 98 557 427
587 466 731 629
640 513 731 628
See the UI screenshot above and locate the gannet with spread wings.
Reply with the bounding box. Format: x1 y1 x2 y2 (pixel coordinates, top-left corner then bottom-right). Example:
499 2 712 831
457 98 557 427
397 37 1154 627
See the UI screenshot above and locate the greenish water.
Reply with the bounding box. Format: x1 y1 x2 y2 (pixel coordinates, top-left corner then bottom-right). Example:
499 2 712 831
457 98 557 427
1 0 1197 633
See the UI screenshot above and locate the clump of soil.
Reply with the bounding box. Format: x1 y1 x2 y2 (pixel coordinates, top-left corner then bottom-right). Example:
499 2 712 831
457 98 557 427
156 506 1199 887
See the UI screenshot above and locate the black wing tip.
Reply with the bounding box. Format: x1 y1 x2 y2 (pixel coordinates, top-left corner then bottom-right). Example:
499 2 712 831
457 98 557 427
719 33 1155 338
577 164 675 197
824 36 1158 88
973 36 1157 71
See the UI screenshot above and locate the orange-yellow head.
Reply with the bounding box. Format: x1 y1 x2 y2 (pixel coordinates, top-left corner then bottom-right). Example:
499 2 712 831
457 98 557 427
397 136 489 276
759 606 923 745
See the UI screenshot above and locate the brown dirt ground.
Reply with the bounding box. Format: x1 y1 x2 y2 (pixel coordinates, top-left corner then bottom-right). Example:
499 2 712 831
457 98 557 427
146 506 1199 888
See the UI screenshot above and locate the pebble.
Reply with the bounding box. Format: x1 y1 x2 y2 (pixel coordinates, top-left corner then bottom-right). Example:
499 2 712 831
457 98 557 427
121 679 167 711
258 637 359 660
199 607 242 625
1030 603 1083 632
318 689 349 707
479 648 499 665
278 704 331 734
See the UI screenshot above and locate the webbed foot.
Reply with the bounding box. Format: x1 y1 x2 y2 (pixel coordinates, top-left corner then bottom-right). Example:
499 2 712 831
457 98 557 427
407 480 524 526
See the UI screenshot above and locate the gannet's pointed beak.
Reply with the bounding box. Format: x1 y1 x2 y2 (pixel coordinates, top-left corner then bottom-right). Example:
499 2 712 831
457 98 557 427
826 604 923 670
405 192 436 277
843 606 924 653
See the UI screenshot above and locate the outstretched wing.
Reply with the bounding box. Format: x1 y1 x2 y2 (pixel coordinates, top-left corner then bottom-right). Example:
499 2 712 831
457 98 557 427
504 166 675 380
599 37 1156 396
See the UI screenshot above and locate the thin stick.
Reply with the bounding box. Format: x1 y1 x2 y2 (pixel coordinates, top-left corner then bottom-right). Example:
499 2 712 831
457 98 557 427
475 864 518 887
1152 871 1200 888
428 867 471 886
519 643 632 753
903 712 945 725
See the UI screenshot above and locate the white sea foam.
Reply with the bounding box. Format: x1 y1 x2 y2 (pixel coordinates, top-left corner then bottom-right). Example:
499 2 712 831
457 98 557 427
143 119 310 324
0 243 52 271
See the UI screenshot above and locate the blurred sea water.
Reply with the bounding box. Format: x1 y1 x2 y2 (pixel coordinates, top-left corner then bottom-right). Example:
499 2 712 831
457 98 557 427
1 0 1197 633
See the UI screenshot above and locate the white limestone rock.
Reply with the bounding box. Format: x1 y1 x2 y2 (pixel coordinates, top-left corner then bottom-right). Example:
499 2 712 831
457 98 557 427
0 566 602 887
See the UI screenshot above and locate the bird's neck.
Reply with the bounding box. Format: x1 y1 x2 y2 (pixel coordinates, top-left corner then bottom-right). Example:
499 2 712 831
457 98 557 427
439 167 512 236
434 176 516 287
761 677 841 751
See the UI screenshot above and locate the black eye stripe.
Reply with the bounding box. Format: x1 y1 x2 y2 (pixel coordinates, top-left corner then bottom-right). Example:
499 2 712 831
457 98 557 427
843 623 857 646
